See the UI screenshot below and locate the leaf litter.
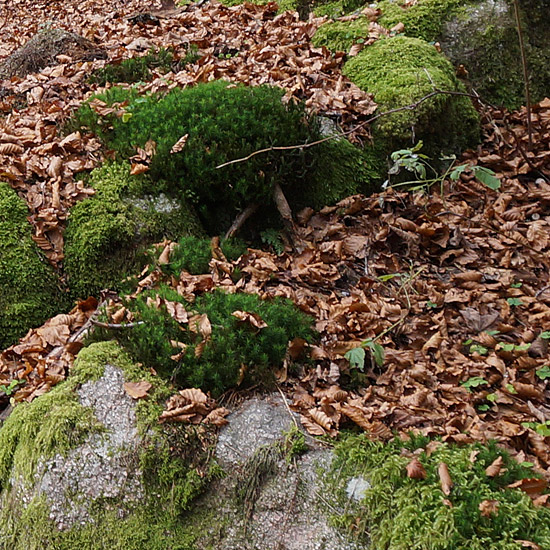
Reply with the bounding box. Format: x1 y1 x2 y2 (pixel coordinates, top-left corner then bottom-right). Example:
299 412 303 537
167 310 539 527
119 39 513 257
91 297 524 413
1 0 550 498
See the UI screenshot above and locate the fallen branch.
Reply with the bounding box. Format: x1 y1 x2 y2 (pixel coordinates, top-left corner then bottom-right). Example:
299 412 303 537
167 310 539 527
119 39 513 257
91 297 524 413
216 89 487 170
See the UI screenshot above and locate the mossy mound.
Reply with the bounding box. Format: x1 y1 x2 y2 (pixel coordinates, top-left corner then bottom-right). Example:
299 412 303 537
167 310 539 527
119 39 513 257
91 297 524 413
70 81 380 235
64 161 203 299
0 183 65 349
328 434 550 549
311 16 371 53
89 287 315 396
377 0 464 42
343 36 480 155
0 341 215 550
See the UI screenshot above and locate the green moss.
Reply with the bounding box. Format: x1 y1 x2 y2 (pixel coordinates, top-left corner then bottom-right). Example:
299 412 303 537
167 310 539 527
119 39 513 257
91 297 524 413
302 138 385 208
88 287 315 396
0 381 99 488
312 17 370 52
377 0 464 42
64 161 203 299
327 434 550 549
343 36 479 155
0 183 66 349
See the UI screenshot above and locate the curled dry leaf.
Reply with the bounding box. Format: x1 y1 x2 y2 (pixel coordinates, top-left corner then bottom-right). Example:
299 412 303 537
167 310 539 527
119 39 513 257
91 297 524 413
123 381 152 400
170 133 188 154
485 456 504 477
179 388 208 404
438 462 453 495
507 478 548 496
300 414 326 436
232 310 268 330
406 457 427 480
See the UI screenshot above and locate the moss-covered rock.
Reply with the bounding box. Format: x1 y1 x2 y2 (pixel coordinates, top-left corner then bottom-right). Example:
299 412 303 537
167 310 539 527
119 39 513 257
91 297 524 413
440 0 550 110
343 36 480 156
372 0 550 110
0 183 65 349
327 433 550 549
0 341 215 549
64 161 204 299
311 16 371 53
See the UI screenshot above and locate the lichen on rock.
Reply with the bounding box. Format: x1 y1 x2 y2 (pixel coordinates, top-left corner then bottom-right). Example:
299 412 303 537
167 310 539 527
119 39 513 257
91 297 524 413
0 183 65 350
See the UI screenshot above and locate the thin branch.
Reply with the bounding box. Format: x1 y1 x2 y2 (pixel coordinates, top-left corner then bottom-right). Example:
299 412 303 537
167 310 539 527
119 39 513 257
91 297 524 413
215 89 486 170
512 0 533 149
224 203 259 240
90 319 145 329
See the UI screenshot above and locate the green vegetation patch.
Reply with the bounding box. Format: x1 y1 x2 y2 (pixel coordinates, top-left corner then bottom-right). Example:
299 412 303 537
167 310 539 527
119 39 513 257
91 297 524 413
328 434 550 549
64 161 203 299
312 17 371 53
343 36 479 155
89 46 199 86
377 0 463 42
89 287 315 396
0 183 65 349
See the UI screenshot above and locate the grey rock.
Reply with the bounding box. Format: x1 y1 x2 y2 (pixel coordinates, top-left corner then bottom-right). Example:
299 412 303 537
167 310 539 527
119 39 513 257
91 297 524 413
28 365 144 530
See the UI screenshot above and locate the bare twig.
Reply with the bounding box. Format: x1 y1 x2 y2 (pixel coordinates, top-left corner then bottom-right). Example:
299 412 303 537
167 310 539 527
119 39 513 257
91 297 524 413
90 319 145 329
224 203 259 240
216 89 486 170
512 0 533 149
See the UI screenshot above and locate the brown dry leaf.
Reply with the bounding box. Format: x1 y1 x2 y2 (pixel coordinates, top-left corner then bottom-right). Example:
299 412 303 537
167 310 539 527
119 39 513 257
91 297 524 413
232 310 268 330
179 388 208 404
438 462 453 495
165 300 189 324
204 407 230 426
516 542 541 550
170 133 188 154
485 456 504 477
308 408 333 431
189 313 212 338
300 414 326 436
507 478 548 495
479 499 499 517
406 457 427 480
123 381 152 400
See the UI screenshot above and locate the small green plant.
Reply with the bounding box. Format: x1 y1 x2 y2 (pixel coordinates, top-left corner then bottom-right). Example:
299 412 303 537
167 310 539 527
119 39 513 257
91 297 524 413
345 338 385 370
260 228 285 255
0 379 24 396
280 425 308 463
497 342 531 352
89 287 315 396
386 142 501 192
540 331 550 340
460 376 488 391
506 297 523 307
536 365 550 380
522 420 550 437
463 339 488 356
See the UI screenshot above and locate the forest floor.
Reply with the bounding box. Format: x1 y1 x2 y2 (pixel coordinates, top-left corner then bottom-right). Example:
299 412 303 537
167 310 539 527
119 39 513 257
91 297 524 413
2 0 550 492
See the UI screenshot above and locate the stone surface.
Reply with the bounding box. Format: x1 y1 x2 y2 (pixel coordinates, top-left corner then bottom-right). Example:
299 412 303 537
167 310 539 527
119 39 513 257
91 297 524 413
31 364 144 529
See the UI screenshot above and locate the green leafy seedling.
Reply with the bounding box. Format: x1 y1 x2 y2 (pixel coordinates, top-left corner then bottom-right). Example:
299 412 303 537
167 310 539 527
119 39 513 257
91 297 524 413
536 365 550 380
507 297 523 306
540 331 550 340
345 337 385 370
0 379 24 396
461 377 488 391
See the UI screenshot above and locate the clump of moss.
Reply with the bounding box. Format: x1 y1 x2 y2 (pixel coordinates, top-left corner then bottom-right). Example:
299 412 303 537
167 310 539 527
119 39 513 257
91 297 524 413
89 46 199 86
377 0 464 42
89 287 315 396
0 183 65 349
311 16 371 52
343 36 479 155
157 235 247 276
328 434 550 549
64 161 203 299
70 81 319 232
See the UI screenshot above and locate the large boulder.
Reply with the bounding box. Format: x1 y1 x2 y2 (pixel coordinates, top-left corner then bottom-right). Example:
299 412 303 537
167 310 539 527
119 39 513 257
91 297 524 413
375 0 550 109
0 342 365 549
0 183 65 349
